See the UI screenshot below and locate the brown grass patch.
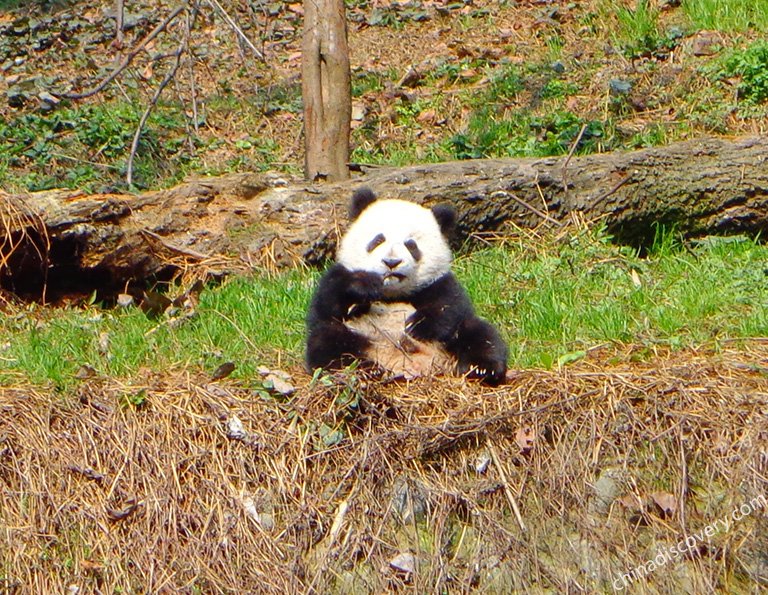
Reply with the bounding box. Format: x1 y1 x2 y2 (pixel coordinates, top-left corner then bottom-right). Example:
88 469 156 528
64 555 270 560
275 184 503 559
1 343 767 592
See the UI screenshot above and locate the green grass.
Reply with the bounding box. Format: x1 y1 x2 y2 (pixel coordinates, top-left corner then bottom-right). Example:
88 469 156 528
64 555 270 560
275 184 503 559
598 0 682 59
450 107 606 160
456 228 768 368
2 229 766 389
0 272 312 390
683 0 768 33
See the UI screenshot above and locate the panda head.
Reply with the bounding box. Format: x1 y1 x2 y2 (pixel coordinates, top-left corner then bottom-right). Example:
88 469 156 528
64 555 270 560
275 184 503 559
337 188 456 298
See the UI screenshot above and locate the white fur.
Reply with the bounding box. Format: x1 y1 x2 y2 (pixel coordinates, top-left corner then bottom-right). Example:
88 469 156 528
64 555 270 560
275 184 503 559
345 302 453 379
337 199 452 297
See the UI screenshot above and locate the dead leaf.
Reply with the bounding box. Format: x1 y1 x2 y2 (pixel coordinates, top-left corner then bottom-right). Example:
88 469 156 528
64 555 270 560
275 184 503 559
651 491 678 517
98 332 110 356
263 374 295 397
79 559 104 573
416 109 436 124
211 362 236 380
616 494 643 511
515 426 535 453
140 290 172 318
75 365 98 379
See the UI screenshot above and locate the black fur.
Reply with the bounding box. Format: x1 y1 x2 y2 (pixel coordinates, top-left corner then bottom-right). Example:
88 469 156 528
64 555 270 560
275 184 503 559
349 187 378 221
430 204 456 236
305 263 383 370
305 192 509 385
405 272 508 385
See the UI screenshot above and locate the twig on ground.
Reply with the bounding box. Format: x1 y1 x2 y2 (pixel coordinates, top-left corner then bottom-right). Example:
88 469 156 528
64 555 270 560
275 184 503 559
488 440 527 532
590 174 632 207
138 229 210 260
490 190 562 227
562 123 588 194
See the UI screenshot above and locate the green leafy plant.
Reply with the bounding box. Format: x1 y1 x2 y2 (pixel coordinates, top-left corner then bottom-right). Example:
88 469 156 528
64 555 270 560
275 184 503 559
615 0 661 57
718 41 768 103
604 0 680 59
0 100 191 192
451 108 604 160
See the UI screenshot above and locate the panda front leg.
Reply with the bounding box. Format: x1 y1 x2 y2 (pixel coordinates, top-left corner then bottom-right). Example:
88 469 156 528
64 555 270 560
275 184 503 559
450 316 508 386
305 320 373 371
305 263 384 372
406 307 508 385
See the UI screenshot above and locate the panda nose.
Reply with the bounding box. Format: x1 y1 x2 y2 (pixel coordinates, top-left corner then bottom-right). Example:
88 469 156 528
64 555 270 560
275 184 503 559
383 257 402 270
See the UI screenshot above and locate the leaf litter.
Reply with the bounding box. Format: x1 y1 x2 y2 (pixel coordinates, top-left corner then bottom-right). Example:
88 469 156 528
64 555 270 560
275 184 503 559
1 341 766 592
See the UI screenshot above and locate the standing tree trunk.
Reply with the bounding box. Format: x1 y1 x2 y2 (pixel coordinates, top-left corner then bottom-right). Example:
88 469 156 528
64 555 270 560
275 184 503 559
301 0 351 182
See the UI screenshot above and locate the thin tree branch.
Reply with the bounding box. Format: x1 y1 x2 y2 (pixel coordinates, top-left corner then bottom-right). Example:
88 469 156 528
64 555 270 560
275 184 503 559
490 190 563 227
562 123 588 194
114 0 125 47
126 46 186 186
204 0 265 61
62 4 187 100
185 7 200 134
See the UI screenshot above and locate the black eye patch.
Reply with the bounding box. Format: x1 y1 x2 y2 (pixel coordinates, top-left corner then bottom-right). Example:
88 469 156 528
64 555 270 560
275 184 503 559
367 233 385 253
404 239 422 261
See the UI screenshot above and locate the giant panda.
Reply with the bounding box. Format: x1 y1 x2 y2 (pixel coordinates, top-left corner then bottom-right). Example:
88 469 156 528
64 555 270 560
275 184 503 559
305 187 508 385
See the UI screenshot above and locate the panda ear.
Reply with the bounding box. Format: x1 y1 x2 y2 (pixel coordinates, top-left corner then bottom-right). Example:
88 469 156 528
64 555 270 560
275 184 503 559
349 187 378 221
431 204 457 236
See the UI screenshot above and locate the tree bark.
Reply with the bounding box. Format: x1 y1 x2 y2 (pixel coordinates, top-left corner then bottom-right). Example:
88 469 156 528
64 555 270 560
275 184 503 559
1 136 767 302
301 0 351 182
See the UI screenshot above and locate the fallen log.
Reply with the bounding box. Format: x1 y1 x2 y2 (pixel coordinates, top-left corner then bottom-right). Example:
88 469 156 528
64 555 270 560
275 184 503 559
1 135 766 301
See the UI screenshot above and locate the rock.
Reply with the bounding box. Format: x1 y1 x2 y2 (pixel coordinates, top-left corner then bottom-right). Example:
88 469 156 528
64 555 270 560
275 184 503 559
589 467 624 516
226 415 247 440
116 294 135 308
690 31 722 57
392 477 430 523
609 79 632 96
389 552 416 574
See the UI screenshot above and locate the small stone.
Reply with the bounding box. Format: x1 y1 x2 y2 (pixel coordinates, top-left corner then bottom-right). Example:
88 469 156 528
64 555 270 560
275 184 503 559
389 552 416 574
392 477 429 523
609 79 632 96
226 416 247 440
351 102 366 121
475 452 491 474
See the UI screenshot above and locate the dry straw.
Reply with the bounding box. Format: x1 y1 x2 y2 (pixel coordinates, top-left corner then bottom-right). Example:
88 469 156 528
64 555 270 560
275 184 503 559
1 341 767 592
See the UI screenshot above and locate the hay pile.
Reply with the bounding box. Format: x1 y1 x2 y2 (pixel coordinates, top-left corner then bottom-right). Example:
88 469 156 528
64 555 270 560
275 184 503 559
1 342 767 593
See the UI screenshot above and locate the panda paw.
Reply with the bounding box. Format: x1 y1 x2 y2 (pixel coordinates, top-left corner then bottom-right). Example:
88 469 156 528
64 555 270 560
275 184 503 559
346 270 384 303
458 355 507 386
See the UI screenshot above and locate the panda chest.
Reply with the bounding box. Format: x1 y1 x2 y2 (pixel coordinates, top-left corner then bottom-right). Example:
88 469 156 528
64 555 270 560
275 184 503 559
344 302 454 379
